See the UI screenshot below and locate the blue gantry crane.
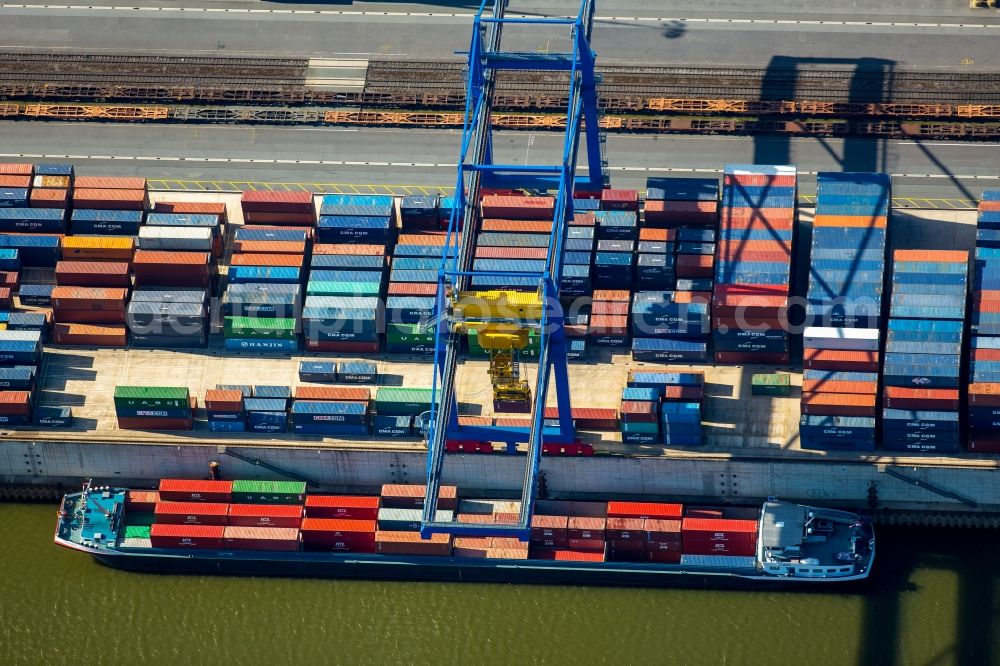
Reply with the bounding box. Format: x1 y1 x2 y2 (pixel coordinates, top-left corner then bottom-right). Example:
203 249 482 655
421 0 605 539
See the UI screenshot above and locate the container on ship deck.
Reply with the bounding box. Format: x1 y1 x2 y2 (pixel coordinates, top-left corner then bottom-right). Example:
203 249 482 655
304 495 380 520
149 523 225 550
230 480 305 505
380 484 457 510
154 501 229 525
226 504 303 528
375 531 452 556
300 518 376 552
222 526 300 551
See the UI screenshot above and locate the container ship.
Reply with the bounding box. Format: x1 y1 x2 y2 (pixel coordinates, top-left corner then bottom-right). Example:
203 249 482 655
55 480 875 588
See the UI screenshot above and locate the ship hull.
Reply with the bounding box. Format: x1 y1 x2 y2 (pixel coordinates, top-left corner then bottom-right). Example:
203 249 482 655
82 544 869 590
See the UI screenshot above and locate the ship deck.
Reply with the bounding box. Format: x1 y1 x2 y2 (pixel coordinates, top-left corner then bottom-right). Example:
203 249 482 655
2 192 990 470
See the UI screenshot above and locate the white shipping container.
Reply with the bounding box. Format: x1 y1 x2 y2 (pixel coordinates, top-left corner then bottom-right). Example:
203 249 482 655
0 330 42 343
137 226 213 251
679 554 757 569
803 326 879 351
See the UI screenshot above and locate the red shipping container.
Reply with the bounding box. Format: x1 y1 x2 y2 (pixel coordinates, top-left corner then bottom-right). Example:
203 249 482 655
157 480 232 502
480 195 554 220
566 538 606 552
592 301 629 316
0 271 17 287
0 163 33 175
592 289 631 303
380 484 457 511
572 212 596 226
230 253 305 268
803 349 878 372
973 349 1000 362
397 233 447 246
0 175 30 188
646 549 683 564
600 188 639 211
608 501 683 520
588 314 628 334
386 282 438 296
474 246 549 260
53 323 127 346
883 387 959 410
53 309 126 324
682 518 757 539
487 548 529 560
375 531 452 556
153 201 228 224
620 401 658 422
227 503 303 528
204 389 244 411
969 383 1000 407
294 386 370 402
0 391 31 416
304 495 380 520
453 537 492 558
606 517 644 541
494 512 520 525
72 188 147 210
542 406 618 430
480 219 552 233
300 518 376 548
717 239 792 255
154 501 230 525
802 379 878 395
244 212 316 225
566 517 606 541
124 490 159 513
643 519 683 540
801 393 876 416
530 514 569 540
133 251 212 288
241 190 314 214
223 526 300 551
304 340 379 353
554 549 605 562
74 176 147 190
232 240 308 256
968 437 1000 453
50 286 127 310
149 523 225 550
30 188 68 208
683 540 756 556
663 386 704 401
724 173 796 187
457 513 493 524
643 200 717 226
55 261 131 287
647 539 683 552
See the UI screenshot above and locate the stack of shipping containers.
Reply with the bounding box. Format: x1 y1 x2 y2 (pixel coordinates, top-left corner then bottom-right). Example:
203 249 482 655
226 191 315 352
800 172 889 451
114 385 195 431
291 385 371 437
713 165 796 364
204 388 246 433
387 232 446 355
626 370 704 446
562 200 595 361
882 250 968 453
303 195 390 354
967 191 1000 452
375 484 455 556
226 227 306 351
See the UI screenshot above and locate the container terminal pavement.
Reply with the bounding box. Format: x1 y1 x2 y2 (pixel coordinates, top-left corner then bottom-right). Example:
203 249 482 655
0 162 995 467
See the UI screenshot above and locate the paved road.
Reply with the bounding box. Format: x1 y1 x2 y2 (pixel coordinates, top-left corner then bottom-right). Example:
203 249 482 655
0 2 997 68
0 122 995 202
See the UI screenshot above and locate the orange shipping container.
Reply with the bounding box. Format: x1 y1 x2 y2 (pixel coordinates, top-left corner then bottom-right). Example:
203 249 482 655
313 243 385 256
74 176 147 190
0 175 30 188
72 188 147 210
813 214 887 228
893 249 967 263
29 188 68 208
0 163 33 175
232 240 307 255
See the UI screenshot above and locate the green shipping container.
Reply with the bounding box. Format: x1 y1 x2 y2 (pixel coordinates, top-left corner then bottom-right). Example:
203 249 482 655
386 323 435 345
123 524 152 539
467 329 540 359
114 386 189 409
751 373 792 397
224 317 298 340
621 421 659 434
374 387 434 416
230 480 307 504
307 281 381 297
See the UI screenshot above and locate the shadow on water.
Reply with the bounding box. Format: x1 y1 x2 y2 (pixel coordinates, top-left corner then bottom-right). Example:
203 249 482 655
856 526 1000 666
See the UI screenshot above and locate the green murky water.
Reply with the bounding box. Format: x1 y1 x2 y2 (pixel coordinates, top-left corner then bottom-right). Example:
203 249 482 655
1 502 998 665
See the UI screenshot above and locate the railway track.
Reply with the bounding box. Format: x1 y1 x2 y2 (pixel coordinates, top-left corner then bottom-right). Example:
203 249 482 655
5 101 1000 140
2 52 1000 122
